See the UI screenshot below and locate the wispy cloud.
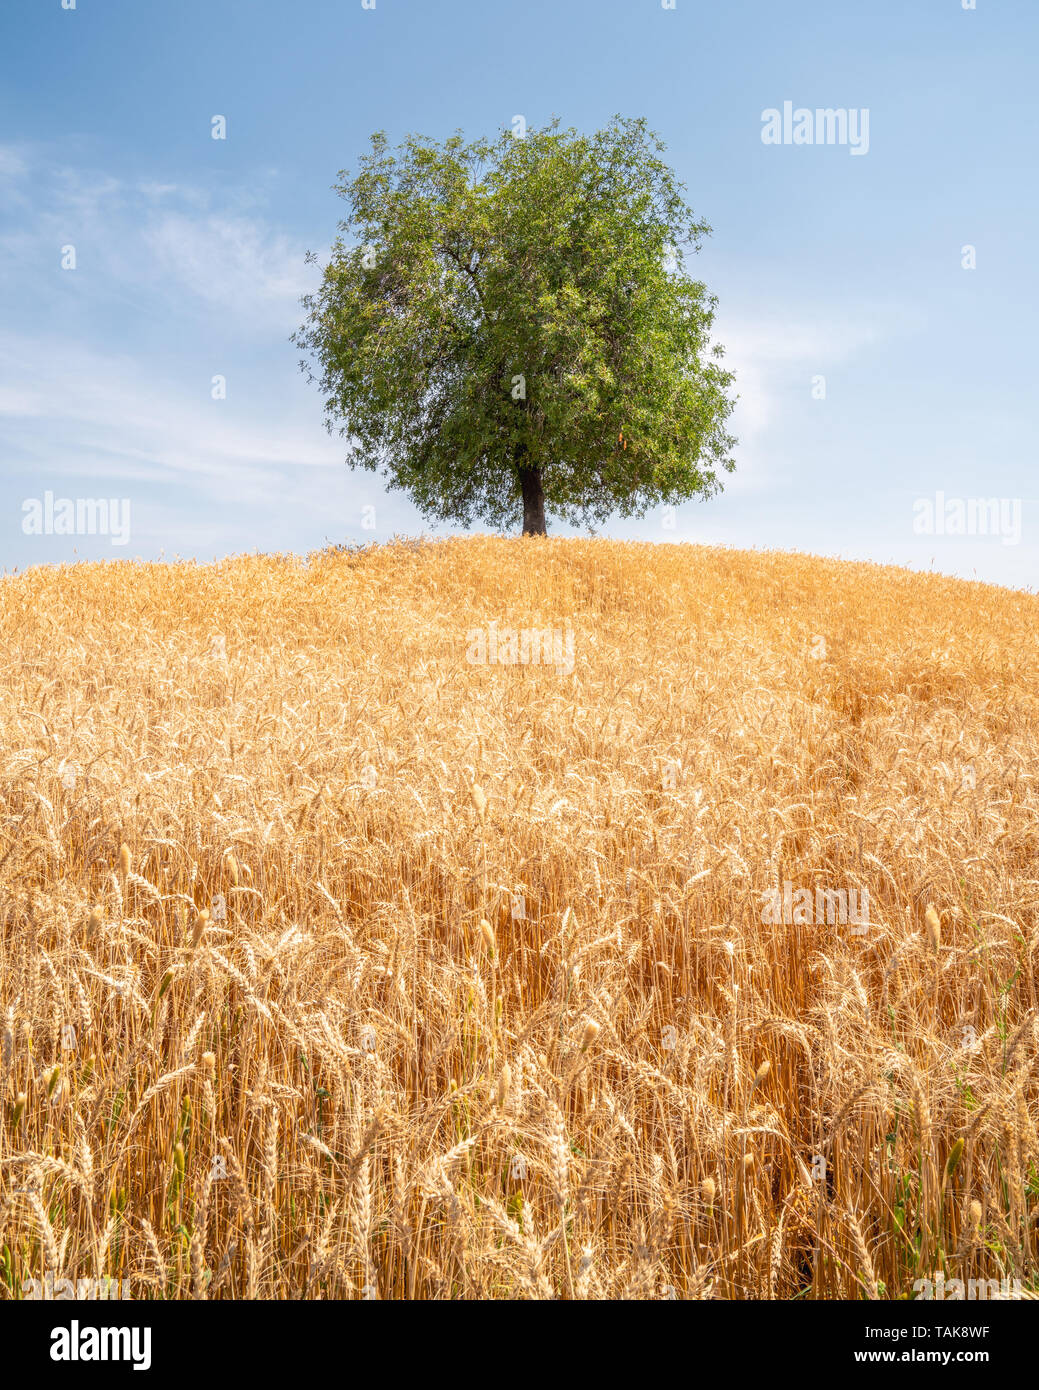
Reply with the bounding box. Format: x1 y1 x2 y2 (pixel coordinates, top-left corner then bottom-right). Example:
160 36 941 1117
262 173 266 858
0 330 341 478
710 302 916 492
0 143 314 320
0 144 27 179
143 211 310 324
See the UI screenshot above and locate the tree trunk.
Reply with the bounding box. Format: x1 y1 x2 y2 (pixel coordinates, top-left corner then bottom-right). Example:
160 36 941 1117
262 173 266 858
519 465 547 536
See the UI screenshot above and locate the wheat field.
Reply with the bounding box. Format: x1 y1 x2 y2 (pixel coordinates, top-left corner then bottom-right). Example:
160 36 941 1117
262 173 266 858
1 536 1037 1300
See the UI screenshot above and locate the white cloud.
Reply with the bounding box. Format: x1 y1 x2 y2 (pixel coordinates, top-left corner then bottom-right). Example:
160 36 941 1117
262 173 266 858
0 149 343 566
0 147 314 330
0 330 340 483
137 181 183 201
0 385 45 417
143 212 312 324
708 303 917 492
0 144 27 178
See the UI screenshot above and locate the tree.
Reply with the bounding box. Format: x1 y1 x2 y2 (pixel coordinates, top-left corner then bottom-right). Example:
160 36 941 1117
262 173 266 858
294 116 737 536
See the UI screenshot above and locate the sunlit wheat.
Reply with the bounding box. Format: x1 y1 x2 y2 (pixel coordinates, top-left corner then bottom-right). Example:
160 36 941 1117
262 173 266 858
1 537 1036 1299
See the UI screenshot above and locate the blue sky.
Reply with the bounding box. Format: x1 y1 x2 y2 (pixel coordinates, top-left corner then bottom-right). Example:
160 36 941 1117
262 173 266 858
2 0 1036 586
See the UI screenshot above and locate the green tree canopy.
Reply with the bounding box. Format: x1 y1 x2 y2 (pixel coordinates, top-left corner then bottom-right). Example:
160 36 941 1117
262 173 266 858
294 116 737 535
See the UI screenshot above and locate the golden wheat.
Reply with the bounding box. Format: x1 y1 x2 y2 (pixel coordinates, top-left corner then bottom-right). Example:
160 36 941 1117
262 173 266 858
1 537 1037 1299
